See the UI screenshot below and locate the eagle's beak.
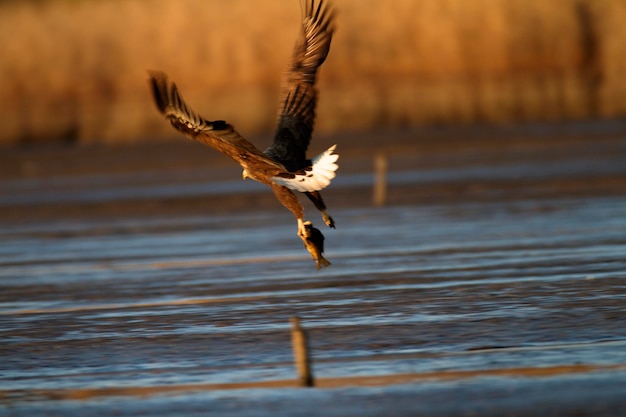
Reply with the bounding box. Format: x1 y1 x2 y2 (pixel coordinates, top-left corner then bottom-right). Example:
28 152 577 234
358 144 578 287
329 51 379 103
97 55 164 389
242 169 248 180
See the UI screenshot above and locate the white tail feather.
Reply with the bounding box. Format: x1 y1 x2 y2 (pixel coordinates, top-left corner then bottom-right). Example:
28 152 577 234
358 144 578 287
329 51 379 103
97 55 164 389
272 145 339 192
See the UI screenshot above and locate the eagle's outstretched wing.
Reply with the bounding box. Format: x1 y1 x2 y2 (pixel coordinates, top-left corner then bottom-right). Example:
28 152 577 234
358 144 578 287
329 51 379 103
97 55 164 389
265 0 335 171
148 2 337 268
149 71 287 179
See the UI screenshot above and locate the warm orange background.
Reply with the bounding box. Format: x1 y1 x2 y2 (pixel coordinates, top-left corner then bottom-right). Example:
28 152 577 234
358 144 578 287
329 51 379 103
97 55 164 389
2 0 625 145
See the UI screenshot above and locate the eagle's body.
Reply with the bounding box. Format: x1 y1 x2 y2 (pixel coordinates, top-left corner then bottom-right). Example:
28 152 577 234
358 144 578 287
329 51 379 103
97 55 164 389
149 0 336 268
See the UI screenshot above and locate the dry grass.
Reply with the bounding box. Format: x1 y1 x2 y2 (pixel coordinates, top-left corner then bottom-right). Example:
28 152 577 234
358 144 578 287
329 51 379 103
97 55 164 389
1 0 626 144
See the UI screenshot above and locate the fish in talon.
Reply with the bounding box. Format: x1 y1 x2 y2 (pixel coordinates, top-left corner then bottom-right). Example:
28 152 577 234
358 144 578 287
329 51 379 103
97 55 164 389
301 221 331 270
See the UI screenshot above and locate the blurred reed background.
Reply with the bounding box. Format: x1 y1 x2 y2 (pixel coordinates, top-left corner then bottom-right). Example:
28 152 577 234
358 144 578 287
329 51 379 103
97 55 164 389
1 0 626 145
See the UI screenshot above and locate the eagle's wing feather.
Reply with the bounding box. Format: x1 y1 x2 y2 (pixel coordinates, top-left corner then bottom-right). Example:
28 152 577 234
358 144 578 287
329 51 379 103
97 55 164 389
149 71 287 178
272 144 338 192
265 0 335 170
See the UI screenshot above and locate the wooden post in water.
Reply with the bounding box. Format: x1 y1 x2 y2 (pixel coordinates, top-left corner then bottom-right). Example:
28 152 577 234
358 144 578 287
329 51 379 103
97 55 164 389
290 316 314 387
373 152 387 207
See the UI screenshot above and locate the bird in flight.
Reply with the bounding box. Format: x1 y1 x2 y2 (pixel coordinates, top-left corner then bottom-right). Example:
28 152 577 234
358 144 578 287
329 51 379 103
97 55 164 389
149 0 337 269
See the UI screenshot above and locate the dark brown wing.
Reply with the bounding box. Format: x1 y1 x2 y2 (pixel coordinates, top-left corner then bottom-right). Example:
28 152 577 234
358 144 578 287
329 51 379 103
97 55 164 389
264 0 335 171
149 71 287 179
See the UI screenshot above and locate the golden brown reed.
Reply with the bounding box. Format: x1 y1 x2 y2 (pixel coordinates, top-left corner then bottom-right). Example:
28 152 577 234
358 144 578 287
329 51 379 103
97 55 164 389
1 0 625 145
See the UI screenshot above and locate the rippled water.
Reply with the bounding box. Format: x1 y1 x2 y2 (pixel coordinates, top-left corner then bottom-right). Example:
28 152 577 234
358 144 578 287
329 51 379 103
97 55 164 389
1 133 626 416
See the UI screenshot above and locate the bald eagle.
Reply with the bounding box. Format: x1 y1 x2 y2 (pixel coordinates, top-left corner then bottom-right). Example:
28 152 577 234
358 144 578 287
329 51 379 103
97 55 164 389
149 0 337 268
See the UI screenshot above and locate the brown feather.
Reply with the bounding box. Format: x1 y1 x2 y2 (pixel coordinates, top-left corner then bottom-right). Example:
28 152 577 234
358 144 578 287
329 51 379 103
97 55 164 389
265 0 335 167
148 70 288 182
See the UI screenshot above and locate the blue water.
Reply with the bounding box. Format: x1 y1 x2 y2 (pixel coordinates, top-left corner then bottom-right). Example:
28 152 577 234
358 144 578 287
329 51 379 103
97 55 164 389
1 137 626 416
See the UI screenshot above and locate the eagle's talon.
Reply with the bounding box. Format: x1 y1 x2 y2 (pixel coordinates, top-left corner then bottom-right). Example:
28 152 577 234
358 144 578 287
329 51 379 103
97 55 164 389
323 213 335 229
297 219 307 238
